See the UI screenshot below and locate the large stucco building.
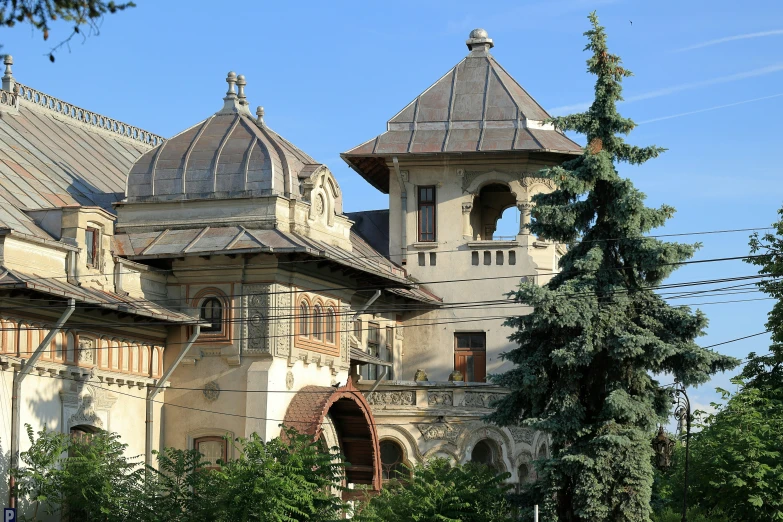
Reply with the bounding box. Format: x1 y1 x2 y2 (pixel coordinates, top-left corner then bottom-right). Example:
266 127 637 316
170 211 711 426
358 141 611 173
0 28 581 509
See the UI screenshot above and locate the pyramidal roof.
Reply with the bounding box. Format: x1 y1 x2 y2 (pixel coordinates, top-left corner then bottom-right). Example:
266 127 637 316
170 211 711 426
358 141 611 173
342 29 582 193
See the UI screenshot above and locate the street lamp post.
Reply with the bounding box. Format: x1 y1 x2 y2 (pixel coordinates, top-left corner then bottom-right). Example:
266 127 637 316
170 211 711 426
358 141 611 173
651 381 692 522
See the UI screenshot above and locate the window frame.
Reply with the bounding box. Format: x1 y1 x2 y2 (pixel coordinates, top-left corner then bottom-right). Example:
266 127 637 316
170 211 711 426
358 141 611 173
385 325 394 380
299 301 310 338
417 186 436 242
454 332 487 383
325 307 336 344
379 439 407 482
312 304 323 341
85 227 99 267
200 297 224 334
295 293 341 357
194 435 228 471
365 322 381 380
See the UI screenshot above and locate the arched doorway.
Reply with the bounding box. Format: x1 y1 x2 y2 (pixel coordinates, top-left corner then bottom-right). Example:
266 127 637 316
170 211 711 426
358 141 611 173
282 381 381 495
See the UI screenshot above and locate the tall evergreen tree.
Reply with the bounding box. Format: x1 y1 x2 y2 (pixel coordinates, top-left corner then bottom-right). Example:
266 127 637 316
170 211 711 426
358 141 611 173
489 13 738 522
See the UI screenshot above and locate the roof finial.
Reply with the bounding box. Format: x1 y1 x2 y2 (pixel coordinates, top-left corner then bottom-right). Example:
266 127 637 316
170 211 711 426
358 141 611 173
466 28 494 53
2 55 15 93
236 74 247 105
225 71 237 99
219 71 244 114
256 106 265 126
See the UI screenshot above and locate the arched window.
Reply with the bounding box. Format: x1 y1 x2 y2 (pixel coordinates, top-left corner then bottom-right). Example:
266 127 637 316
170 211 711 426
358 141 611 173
325 307 336 344
380 440 406 481
312 305 323 341
299 301 310 337
470 439 498 472
200 297 223 333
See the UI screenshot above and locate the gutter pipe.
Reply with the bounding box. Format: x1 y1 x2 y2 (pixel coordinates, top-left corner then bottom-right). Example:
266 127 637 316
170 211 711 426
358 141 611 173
9 298 75 508
145 325 201 468
392 156 407 264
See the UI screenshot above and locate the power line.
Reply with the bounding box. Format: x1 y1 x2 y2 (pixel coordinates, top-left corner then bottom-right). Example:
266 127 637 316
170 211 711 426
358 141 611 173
0 225 773 287
0 274 775 339
0 324 768 426
0 253 773 313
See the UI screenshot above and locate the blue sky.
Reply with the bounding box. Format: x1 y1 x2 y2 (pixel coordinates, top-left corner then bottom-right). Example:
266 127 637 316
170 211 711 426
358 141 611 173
4 0 783 414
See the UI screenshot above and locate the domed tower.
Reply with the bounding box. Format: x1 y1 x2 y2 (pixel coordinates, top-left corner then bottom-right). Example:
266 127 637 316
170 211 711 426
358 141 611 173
119 72 350 249
113 74 425 489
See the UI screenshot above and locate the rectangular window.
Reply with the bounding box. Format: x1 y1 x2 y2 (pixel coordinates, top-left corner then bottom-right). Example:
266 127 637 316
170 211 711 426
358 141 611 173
417 186 436 242
454 332 487 383
366 322 380 380
194 436 227 470
85 227 99 267
385 326 394 380
354 319 362 341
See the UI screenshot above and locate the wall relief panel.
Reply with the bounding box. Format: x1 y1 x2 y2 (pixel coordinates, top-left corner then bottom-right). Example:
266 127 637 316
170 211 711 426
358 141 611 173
244 284 271 354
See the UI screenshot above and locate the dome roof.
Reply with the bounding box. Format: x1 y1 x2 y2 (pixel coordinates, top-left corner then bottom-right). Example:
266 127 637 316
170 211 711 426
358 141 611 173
126 72 324 202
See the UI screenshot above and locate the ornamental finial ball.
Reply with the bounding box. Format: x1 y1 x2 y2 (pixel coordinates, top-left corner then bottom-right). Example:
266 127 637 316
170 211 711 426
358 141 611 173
227 71 237 79
3 55 12 65
237 74 246 82
469 28 488 39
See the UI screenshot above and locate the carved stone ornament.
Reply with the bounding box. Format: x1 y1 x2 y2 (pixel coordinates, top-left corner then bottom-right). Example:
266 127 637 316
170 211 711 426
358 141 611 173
315 194 325 215
68 395 103 429
509 426 536 445
203 381 220 402
413 369 428 382
416 422 462 443
428 391 453 406
366 391 415 406
520 176 556 191
274 285 292 358
286 371 294 390
463 392 506 408
461 202 473 214
78 337 94 364
244 284 271 354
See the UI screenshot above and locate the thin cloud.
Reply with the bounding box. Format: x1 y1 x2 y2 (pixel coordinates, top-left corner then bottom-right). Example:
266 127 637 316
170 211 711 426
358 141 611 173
548 63 783 115
677 29 783 52
637 93 783 124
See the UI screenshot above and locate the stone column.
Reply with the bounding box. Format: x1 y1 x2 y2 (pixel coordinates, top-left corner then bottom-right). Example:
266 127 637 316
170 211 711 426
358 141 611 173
461 201 473 239
518 201 533 235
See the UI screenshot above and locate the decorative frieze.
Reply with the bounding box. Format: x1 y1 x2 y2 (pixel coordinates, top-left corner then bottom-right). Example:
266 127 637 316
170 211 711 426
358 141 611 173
509 426 535 445
416 422 462 443
366 391 416 406
463 392 506 408
427 391 453 407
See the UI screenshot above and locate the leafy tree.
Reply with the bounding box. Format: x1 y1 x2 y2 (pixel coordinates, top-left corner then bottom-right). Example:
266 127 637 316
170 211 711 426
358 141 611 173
654 381 783 521
0 1 135 61
186 429 347 522
13 424 146 521
355 458 513 522
688 382 783 521
488 12 738 522
744 208 783 388
14 426 346 521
